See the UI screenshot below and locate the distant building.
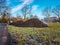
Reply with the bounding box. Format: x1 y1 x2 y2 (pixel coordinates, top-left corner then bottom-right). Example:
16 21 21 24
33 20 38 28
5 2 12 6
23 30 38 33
43 17 58 22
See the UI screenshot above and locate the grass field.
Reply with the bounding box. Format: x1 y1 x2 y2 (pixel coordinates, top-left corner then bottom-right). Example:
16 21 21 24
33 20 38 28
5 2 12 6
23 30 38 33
8 23 60 35
8 23 60 45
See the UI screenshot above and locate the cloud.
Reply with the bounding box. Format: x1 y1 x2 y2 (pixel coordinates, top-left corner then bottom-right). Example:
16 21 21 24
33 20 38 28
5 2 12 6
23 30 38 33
32 5 39 15
11 0 34 13
32 5 38 11
6 0 11 6
31 5 43 19
20 0 27 2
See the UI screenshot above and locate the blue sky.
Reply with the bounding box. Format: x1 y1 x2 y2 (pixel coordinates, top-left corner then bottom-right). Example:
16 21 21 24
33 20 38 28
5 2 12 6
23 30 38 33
6 0 60 19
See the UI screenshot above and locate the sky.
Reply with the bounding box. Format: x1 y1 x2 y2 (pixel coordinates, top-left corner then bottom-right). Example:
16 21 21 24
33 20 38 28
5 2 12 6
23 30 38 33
1 0 60 19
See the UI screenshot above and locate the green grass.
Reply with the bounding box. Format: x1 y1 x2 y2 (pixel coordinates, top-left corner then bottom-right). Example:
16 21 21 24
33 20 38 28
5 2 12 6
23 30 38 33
7 23 60 43
8 23 60 36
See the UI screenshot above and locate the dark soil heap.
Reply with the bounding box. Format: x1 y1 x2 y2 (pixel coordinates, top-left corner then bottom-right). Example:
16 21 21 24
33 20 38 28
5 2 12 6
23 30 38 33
24 18 48 27
10 18 48 27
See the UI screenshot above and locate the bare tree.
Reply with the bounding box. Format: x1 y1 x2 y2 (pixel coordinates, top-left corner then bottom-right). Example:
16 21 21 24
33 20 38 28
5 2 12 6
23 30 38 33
0 6 11 23
1 10 10 23
28 5 32 15
21 5 32 20
52 6 60 18
21 6 29 20
43 7 52 22
30 14 34 19
33 15 38 18
43 7 51 18
0 0 11 23
0 0 7 16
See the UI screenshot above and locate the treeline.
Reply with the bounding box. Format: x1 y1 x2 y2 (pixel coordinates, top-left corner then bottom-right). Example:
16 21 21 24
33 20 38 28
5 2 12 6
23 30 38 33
0 11 48 27
0 5 60 23
43 6 60 23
